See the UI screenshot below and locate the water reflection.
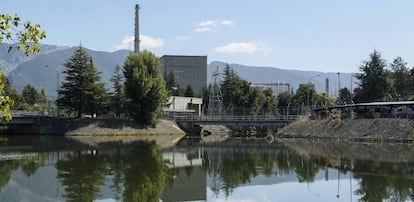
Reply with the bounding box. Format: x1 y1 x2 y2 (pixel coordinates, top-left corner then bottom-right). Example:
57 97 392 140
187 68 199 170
0 136 414 201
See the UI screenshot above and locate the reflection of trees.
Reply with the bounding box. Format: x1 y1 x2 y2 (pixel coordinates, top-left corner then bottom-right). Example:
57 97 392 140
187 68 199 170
56 151 109 202
0 154 46 191
283 141 414 202
220 151 259 194
121 144 167 202
0 161 20 190
353 160 414 202
55 143 168 202
109 148 125 202
203 148 279 196
294 157 327 183
274 149 327 183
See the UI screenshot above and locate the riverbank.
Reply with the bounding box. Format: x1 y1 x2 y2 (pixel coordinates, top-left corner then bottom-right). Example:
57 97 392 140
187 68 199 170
28 118 185 148
276 117 414 142
62 119 186 148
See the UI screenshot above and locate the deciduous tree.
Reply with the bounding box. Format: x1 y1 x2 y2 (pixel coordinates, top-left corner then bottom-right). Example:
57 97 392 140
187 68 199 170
0 14 46 120
0 14 46 55
123 51 167 124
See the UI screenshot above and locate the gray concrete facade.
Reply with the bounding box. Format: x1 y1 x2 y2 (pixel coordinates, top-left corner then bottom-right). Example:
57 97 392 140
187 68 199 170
160 55 207 94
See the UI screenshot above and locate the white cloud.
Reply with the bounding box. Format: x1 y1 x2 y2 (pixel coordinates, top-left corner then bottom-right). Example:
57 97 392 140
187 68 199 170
113 35 134 50
194 27 212 33
194 20 234 33
199 20 219 27
140 35 165 49
215 41 271 55
113 35 165 50
176 36 191 41
221 20 234 26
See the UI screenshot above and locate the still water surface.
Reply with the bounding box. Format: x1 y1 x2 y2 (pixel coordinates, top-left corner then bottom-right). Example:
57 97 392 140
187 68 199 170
0 135 413 202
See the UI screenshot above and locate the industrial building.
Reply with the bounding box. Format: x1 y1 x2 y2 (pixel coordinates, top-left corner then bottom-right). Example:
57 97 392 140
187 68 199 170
160 55 207 94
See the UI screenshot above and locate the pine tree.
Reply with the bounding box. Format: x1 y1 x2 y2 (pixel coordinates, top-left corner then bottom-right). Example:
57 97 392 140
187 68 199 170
184 85 194 97
110 65 126 117
123 51 167 124
355 50 390 102
390 56 410 99
57 46 108 118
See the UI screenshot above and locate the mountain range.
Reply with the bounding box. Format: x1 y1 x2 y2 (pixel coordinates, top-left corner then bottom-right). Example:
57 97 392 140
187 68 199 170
0 44 354 99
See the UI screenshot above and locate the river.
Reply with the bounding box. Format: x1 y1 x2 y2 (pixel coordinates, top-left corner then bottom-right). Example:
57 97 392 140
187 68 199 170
0 135 413 202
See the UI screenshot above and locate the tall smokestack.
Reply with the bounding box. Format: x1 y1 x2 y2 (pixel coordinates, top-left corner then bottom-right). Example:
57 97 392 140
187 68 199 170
134 4 140 53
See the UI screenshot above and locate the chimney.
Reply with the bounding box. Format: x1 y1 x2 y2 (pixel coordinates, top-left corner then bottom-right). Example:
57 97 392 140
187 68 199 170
134 4 140 53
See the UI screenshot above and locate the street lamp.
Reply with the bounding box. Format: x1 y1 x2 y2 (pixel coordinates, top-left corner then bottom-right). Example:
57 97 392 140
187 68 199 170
307 75 320 110
45 65 62 117
337 72 341 101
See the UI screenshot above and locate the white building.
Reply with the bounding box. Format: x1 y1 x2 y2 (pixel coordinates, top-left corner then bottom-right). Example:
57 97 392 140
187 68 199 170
163 96 203 117
251 82 291 98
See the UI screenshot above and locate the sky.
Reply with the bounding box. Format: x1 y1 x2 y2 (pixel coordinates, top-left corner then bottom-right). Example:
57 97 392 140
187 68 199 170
2 0 414 73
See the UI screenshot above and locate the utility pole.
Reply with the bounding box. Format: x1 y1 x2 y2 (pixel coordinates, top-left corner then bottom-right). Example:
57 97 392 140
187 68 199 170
337 72 341 103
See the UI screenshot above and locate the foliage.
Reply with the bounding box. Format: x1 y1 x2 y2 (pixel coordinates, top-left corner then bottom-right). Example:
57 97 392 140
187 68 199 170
22 84 39 105
292 83 316 108
122 144 167 202
259 88 278 114
0 14 46 55
277 92 292 107
0 71 14 120
123 51 167 124
184 85 194 97
314 92 335 107
338 87 352 104
389 57 410 99
164 70 184 96
0 13 45 120
110 65 127 117
56 152 109 201
2 75 22 109
201 85 210 112
54 143 167 202
221 64 278 115
354 50 390 103
222 64 250 111
410 68 414 97
57 46 108 118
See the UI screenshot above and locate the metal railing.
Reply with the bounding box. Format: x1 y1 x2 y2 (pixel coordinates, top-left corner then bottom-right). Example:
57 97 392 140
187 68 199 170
165 114 299 121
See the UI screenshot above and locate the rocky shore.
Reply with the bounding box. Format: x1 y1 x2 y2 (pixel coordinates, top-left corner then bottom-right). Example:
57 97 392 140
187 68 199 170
276 117 414 142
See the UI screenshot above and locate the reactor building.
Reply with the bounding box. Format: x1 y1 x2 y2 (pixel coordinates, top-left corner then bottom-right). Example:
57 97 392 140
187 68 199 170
160 55 207 94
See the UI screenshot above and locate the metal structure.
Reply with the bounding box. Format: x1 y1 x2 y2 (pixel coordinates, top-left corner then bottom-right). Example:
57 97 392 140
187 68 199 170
208 67 224 116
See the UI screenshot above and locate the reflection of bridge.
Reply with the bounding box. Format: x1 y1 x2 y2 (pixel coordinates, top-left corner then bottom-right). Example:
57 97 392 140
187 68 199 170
0 152 38 161
173 115 299 126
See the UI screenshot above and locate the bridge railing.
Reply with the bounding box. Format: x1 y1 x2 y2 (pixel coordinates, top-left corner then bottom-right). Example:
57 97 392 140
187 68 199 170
11 110 55 117
166 114 299 121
